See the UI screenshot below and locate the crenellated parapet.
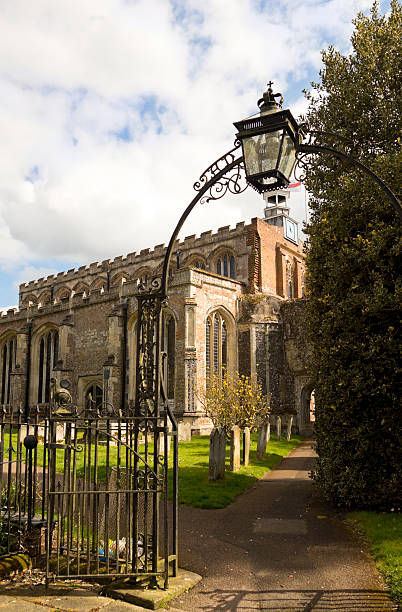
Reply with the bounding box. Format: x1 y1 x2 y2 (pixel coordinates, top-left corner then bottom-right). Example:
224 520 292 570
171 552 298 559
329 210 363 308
18 220 254 307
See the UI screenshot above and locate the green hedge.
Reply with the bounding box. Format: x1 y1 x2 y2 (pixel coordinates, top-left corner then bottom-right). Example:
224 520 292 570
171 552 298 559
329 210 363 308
303 2 402 509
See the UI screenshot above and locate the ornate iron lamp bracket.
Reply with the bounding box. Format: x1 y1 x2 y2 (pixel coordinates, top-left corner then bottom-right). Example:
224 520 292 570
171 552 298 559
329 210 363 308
134 142 248 420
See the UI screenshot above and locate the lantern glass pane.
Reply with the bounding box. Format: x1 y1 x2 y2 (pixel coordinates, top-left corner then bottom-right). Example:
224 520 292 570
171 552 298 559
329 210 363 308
243 130 282 177
278 132 296 181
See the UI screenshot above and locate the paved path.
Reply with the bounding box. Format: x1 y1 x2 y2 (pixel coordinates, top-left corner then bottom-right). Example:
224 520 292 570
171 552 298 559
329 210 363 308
170 441 396 611
0 582 147 611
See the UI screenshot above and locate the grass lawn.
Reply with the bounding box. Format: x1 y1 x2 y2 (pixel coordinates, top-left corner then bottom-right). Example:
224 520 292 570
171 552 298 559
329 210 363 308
171 433 301 509
348 511 402 606
3 431 301 511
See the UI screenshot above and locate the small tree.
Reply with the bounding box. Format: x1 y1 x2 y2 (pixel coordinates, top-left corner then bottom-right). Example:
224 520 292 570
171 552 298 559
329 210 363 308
198 370 270 433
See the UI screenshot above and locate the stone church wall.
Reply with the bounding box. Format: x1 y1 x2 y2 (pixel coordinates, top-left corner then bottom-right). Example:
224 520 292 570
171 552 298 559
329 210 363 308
1 211 310 434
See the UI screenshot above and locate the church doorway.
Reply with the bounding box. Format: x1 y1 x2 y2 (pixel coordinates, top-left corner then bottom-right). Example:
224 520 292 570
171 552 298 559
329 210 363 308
300 385 315 434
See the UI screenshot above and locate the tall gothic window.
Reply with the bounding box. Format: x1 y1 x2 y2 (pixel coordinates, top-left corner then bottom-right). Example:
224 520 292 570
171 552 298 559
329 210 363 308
216 254 235 279
161 312 175 399
205 311 227 379
1 337 16 405
37 329 59 403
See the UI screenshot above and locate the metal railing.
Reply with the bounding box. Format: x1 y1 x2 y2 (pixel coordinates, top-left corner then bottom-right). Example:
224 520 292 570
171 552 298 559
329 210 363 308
0 402 178 588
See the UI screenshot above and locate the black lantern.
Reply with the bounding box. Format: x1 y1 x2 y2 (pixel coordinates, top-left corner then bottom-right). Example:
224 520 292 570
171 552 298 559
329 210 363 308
234 83 300 192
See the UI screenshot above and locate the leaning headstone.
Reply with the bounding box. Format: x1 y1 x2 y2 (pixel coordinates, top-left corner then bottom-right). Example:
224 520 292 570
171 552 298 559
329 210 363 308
209 427 226 481
286 415 294 441
177 422 192 442
276 415 282 441
242 427 250 466
230 426 241 472
256 423 269 460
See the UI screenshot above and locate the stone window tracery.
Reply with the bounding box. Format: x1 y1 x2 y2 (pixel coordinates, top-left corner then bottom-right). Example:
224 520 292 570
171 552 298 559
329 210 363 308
56 288 70 302
186 256 206 271
37 329 59 403
111 272 130 286
91 278 107 292
1 336 16 405
216 253 235 279
205 311 227 380
73 283 89 296
39 291 52 306
23 294 37 306
134 268 152 286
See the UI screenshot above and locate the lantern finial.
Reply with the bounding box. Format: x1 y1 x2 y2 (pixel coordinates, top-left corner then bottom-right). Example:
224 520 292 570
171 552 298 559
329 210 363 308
258 82 284 114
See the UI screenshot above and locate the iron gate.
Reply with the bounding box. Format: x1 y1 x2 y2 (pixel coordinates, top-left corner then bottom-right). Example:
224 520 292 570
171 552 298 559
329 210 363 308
45 404 177 586
0 399 178 588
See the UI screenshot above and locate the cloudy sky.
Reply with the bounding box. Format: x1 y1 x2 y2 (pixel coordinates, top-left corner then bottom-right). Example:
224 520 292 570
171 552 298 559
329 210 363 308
0 0 390 309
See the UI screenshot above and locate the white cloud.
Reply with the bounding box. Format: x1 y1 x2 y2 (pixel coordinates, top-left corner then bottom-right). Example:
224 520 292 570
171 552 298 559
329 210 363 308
0 0 374 280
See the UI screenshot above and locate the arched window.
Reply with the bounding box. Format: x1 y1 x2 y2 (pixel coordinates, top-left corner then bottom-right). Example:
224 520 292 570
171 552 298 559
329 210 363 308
205 311 227 380
216 254 235 279
23 294 37 306
1 336 16 405
161 312 175 399
39 291 52 306
85 383 103 413
56 288 70 302
73 283 89 296
134 269 151 287
91 278 107 292
110 272 130 287
188 258 206 270
37 329 59 403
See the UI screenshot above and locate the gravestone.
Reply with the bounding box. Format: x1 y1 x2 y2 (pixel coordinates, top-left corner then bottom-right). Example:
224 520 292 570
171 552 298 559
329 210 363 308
256 423 269 460
230 426 240 472
209 427 226 481
276 415 282 441
242 427 250 466
157 420 172 457
286 415 293 441
178 421 192 442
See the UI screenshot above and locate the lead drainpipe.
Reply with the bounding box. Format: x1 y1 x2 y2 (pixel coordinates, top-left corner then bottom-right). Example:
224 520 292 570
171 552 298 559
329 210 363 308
121 300 128 412
24 319 33 422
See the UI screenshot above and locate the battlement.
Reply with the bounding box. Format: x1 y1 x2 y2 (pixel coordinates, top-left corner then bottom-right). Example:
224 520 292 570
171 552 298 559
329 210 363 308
17 219 256 306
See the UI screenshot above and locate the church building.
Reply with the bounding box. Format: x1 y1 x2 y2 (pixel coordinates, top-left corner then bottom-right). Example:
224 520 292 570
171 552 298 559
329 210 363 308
0 190 314 435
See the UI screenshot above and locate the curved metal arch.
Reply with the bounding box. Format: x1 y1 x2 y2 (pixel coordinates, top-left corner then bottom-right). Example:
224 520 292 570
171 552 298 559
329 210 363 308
297 143 402 223
160 149 247 297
